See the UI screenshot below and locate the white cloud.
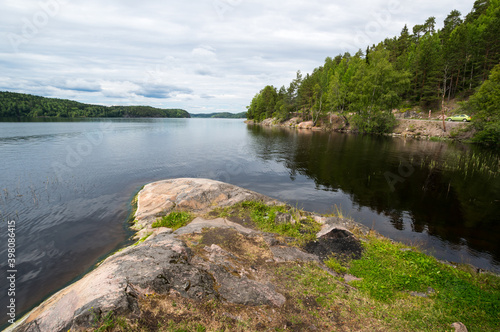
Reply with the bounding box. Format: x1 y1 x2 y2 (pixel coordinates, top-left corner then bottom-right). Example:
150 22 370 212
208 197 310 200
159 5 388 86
0 0 476 113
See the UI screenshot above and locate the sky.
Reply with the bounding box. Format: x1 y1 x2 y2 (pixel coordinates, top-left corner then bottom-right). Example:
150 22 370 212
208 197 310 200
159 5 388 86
0 0 475 114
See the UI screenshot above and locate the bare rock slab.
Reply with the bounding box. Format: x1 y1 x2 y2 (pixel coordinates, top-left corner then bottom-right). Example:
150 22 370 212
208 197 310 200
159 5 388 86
12 178 370 332
134 178 279 229
14 233 216 332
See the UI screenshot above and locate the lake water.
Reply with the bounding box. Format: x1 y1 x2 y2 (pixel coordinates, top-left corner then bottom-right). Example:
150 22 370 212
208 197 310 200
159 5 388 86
0 118 499 327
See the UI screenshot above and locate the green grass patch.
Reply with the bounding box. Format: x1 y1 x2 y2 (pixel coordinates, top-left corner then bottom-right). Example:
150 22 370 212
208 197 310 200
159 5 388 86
152 211 194 230
93 310 128 332
345 236 500 330
131 233 152 247
275 236 500 331
324 256 348 274
215 201 322 245
127 187 142 225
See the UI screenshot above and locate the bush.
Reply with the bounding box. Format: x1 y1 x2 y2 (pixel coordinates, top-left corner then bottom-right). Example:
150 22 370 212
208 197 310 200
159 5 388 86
351 109 397 134
466 64 500 147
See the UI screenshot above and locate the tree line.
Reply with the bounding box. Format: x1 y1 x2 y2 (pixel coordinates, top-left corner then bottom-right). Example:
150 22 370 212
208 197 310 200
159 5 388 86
0 91 190 118
247 0 500 145
190 112 247 119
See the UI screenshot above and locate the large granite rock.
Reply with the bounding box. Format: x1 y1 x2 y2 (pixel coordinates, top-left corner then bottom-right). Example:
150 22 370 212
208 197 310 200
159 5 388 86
14 231 216 332
134 178 278 230
11 178 359 332
10 179 286 332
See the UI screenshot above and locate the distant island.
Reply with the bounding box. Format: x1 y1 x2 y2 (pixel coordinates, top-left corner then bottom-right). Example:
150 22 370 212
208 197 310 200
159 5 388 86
0 91 190 118
190 112 247 119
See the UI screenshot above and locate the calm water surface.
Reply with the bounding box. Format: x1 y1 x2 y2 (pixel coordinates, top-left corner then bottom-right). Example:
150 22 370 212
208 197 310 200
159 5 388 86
0 118 499 326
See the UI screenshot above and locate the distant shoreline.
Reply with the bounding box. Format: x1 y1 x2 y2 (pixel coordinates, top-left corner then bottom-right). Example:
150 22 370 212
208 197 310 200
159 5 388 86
246 116 472 142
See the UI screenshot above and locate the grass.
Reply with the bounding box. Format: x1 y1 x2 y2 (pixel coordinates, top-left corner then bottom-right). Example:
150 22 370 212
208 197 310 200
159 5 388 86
92 310 128 332
152 211 194 230
213 200 322 245
324 256 348 274
131 233 152 247
429 136 449 142
87 201 500 331
128 186 143 225
332 234 500 331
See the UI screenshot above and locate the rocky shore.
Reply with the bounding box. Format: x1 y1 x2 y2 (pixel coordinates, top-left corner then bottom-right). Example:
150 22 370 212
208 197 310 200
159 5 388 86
9 179 366 332
246 116 471 140
8 178 483 331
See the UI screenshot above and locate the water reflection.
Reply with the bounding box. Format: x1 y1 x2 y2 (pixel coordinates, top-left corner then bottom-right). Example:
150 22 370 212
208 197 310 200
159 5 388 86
0 118 497 328
247 125 500 269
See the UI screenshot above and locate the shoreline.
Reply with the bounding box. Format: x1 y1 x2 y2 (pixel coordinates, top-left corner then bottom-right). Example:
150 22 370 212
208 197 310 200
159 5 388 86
245 116 472 142
7 179 499 331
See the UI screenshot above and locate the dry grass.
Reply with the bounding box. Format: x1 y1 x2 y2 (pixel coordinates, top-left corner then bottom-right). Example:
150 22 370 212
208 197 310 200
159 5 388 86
90 202 500 332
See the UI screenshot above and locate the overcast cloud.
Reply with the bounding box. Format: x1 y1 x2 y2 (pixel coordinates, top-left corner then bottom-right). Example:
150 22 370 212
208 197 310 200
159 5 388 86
0 0 475 113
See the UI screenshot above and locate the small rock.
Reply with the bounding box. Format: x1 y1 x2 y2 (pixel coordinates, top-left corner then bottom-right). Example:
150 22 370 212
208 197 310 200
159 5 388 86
297 121 314 129
270 246 319 263
223 312 242 322
451 322 468 332
275 212 293 225
262 233 281 246
305 230 364 261
344 274 362 283
313 215 327 224
316 225 351 239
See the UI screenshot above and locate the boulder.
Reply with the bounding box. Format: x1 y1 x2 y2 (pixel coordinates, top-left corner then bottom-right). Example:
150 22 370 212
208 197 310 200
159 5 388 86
134 178 278 230
305 227 364 261
10 178 368 332
14 233 216 332
297 121 314 129
451 322 468 332
11 179 289 332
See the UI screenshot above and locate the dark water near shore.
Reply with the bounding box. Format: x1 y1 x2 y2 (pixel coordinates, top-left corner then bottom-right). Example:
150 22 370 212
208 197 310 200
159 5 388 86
0 118 499 327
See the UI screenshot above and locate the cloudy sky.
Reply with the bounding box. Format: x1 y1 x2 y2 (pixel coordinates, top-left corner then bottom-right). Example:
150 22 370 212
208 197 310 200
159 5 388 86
0 0 475 114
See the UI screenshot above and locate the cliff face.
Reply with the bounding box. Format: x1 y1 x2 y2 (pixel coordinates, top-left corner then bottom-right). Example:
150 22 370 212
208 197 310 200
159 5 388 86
10 178 362 332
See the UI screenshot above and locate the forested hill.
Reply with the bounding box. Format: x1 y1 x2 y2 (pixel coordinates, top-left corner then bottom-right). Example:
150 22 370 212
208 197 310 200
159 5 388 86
0 91 190 118
247 0 500 146
190 112 247 118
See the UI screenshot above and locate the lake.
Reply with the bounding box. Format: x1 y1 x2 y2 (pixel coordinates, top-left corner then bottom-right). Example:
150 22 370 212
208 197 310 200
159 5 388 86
0 118 499 327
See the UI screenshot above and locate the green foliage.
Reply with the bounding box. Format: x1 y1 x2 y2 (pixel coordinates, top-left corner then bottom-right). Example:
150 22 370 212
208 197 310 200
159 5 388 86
152 211 194 230
351 109 397 134
242 201 321 243
214 201 321 245
132 233 152 247
246 85 278 122
324 256 348 274
0 91 190 118
467 63 500 146
410 33 443 107
247 0 500 137
190 112 246 118
346 236 500 329
93 310 128 332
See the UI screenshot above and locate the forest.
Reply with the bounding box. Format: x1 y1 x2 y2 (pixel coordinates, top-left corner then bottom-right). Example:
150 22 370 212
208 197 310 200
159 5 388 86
0 91 190 118
190 112 247 118
246 0 500 146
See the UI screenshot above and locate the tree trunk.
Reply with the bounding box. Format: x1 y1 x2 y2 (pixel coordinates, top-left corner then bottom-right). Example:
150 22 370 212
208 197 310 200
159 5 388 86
442 77 447 133
448 73 453 101
313 97 322 126
454 68 461 97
